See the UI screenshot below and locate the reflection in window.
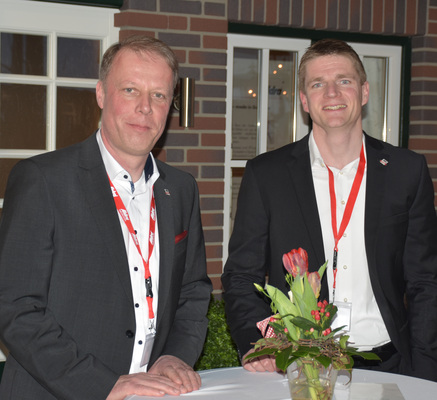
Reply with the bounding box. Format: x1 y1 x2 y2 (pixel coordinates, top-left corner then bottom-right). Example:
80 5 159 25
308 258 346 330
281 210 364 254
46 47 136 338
362 56 387 141
0 83 47 149
231 48 260 160
57 37 100 79
268 50 296 151
231 167 245 231
56 86 101 149
1 33 47 76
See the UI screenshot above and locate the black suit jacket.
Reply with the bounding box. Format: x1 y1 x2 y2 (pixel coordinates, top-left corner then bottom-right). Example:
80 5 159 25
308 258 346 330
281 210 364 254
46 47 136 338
0 133 212 399
222 133 437 381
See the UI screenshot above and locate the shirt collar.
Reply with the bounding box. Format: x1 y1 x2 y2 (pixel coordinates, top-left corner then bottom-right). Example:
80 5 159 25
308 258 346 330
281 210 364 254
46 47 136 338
96 129 159 185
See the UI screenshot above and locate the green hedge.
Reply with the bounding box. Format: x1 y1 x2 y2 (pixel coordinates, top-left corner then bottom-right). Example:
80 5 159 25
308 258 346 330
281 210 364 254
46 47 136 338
194 296 241 370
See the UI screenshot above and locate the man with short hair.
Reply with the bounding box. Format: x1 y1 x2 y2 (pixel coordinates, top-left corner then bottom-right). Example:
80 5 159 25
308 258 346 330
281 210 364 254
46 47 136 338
222 38 437 381
0 35 212 399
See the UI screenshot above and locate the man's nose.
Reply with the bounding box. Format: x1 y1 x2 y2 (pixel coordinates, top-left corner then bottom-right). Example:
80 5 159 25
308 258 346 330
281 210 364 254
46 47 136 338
138 94 152 114
324 82 339 97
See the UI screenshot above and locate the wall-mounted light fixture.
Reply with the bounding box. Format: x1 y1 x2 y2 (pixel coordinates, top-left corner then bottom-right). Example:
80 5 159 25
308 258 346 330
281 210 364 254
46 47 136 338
178 77 195 128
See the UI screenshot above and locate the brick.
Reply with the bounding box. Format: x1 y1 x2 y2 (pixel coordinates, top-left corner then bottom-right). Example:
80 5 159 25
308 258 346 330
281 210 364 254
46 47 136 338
409 124 437 136
278 0 290 25
173 49 186 64
121 0 157 11
169 16 188 30
202 212 224 227
191 17 228 33
412 65 437 79
338 0 349 31
241 0 252 21
118 30 156 39
395 0 406 34
203 35 228 50
201 133 226 146
201 165 225 179
203 228 224 243
409 138 437 150
409 94 437 107
196 84 226 98
303 0 315 28
349 0 360 31
361 0 372 32
165 149 185 162
315 0 327 29
178 67 201 80
188 149 225 162
202 100 226 114
163 132 199 146
115 11 168 29
228 0 239 20
209 276 223 291
266 0 278 25
198 181 224 195
205 244 223 259
160 0 201 14
405 0 418 35
253 0 265 23
291 0 303 26
327 0 338 30
428 22 437 35
384 0 395 33
424 153 437 164
189 51 227 65
152 148 166 161
205 2 226 17
205 260 223 275
200 196 224 211
203 68 227 82
372 0 384 33
194 117 226 130
158 32 201 48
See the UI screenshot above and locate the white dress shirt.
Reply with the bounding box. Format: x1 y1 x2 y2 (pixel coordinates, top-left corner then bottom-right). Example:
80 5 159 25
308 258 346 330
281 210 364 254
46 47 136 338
97 131 160 372
309 132 390 350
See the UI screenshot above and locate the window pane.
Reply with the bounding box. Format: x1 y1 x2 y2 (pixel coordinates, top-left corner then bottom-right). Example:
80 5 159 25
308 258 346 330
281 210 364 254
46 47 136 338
232 48 260 160
0 158 21 199
0 83 47 149
362 56 387 141
56 86 101 149
267 50 296 151
57 37 100 79
1 33 47 76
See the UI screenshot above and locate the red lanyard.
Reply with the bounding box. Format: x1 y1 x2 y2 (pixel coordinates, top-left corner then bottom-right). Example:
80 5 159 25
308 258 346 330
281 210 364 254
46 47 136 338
327 144 366 296
108 176 155 320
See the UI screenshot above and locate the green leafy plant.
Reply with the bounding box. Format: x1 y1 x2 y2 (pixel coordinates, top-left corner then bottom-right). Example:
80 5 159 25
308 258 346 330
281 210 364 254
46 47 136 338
194 295 240 370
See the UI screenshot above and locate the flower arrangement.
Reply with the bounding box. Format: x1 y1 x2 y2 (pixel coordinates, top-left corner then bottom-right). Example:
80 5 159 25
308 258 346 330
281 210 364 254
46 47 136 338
245 248 379 400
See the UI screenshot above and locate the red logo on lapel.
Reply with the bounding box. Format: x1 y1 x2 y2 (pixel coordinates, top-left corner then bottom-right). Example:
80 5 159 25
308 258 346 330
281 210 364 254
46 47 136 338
175 230 188 243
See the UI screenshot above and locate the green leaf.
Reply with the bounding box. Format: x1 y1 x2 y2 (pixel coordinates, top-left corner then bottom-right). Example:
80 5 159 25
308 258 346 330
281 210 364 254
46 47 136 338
290 316 321 331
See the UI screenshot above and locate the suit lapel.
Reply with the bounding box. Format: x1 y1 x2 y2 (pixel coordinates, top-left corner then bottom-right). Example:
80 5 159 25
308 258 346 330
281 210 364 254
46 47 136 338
77 134 133 304
153 171 175 329
285 137 326 269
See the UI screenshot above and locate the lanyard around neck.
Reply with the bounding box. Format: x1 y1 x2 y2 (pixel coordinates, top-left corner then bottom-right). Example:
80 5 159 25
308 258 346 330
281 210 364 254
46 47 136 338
108 175 155 321
327 143 366 298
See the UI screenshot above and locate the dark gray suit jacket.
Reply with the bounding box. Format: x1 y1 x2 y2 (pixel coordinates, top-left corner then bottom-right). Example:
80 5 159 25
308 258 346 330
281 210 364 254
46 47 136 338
222 133 437 381
0 133 212 399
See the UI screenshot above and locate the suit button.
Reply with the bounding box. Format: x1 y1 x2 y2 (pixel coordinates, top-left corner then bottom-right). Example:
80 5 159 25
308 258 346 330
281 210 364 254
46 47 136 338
126 330 134 338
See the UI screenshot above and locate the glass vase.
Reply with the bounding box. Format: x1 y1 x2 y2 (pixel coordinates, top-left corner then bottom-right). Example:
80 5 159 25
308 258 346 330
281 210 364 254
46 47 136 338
287 358 338 400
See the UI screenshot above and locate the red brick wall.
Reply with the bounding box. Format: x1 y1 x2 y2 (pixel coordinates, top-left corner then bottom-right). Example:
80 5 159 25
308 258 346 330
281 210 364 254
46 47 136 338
115 0 437 293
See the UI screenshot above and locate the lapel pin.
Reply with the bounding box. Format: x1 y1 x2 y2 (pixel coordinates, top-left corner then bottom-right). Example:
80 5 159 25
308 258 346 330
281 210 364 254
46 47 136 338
164 189 171 196
379 159 388 166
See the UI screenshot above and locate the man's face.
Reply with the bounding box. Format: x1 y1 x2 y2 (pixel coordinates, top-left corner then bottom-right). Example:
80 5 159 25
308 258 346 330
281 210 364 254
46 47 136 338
299 54 369 135
96 48 174 163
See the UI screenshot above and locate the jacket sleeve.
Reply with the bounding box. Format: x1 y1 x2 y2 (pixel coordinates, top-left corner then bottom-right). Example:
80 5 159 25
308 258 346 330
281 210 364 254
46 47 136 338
0 159 120 399
403 155 437 381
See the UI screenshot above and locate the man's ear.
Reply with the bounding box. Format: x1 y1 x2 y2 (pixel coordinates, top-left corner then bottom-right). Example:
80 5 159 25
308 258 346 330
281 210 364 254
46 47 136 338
300 91 309 113
361 81 370 107
96 81 104 110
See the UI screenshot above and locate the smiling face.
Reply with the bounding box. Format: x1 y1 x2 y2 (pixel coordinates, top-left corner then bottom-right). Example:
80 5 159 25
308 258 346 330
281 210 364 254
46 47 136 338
96 48 174 167
299 54 369 136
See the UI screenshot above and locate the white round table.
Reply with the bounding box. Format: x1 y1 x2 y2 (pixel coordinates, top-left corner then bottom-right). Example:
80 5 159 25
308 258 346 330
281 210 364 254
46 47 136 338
125 366 437 399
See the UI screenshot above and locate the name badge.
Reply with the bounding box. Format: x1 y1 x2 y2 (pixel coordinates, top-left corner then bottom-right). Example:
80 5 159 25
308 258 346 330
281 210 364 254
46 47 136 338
334 301 352 332
140 333 156 367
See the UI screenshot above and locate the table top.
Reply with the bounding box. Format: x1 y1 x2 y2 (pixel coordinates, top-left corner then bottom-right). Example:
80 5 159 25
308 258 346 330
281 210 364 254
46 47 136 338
125 366 437 400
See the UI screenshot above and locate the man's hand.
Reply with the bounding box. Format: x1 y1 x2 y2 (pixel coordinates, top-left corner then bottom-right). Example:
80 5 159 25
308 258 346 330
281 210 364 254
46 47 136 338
242 348 278 372
148 355 201 394
106 372 182 399
106 355 200 399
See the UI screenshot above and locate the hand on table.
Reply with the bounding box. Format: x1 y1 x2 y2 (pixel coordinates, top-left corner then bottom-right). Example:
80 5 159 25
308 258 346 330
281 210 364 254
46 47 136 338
106 355 200 399
242 348 278 373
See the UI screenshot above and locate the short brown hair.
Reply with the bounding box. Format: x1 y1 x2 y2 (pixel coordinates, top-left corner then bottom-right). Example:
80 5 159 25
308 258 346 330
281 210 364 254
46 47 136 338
99 35 179 89
298 39 367 92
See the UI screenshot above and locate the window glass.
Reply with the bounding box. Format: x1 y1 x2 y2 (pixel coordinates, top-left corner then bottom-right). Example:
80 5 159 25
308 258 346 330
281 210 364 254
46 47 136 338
1 32 47 76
